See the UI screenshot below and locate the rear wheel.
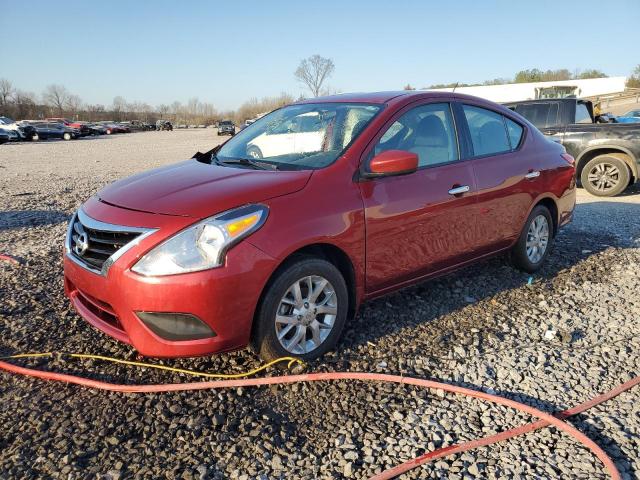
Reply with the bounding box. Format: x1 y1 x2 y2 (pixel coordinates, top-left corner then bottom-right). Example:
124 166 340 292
252 257 348 362
510 205 553 273
580 154 630 197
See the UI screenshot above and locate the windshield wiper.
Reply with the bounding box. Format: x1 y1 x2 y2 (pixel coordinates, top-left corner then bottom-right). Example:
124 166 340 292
216 157 278 171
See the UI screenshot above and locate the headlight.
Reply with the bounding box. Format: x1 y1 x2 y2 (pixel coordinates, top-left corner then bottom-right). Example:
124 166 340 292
132 204 268 276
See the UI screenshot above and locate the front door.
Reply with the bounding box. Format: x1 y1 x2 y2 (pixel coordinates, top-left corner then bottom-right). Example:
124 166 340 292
359 101 478 293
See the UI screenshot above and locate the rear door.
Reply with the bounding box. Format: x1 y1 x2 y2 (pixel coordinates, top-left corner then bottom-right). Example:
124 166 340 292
360 100 479 293
457 103 544 253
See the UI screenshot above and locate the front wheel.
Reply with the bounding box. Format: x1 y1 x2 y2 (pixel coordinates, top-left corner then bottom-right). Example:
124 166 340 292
252 257 349 362
31 133 39 141
510 205 553 273
63 132 71 141
580 155 630 197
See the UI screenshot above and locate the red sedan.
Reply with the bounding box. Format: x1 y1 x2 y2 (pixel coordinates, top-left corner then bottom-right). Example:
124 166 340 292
63 91 575 360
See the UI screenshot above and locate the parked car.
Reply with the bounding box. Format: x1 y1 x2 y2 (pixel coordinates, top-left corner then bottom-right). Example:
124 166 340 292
64 91 575 361
96 121 129 134
31 122 80 140
217 120 235 136
156 120 173 131
616 109 640 124
0 128 10 144
505 98 640 196
0 116 38 140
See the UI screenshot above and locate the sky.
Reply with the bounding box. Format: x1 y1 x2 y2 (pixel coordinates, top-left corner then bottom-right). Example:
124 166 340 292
1 0 638 111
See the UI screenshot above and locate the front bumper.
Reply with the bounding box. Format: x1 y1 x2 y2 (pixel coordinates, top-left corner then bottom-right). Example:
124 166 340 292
63 199 277 357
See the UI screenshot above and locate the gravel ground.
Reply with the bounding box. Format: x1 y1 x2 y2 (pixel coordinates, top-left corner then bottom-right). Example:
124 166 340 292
1 129 639 479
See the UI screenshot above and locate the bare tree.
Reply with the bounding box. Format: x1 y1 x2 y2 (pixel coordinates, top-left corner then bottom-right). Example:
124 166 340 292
43 84 70 117
66 94 84 119
294 55 335 97
112 96 127 121
157 104 170 118
403 84 416 91
86 104 105 122
13 90 37 119
0 78 14 107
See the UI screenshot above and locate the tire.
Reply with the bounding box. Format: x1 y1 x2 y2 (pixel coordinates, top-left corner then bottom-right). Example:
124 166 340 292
252 257 349 362
580 154 630 197
63 132 71 141
510 205 554 273
106 129 112 135
31 133 39 141
246 146 263 159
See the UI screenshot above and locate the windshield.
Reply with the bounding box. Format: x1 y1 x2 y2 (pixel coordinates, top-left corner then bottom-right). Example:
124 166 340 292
216 102 381 170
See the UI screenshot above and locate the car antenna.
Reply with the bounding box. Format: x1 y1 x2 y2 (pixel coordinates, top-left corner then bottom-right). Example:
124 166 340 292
452 82 459 93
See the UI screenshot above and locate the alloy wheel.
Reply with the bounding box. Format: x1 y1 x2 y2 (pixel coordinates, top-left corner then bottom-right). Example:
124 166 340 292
526 214 549 264
587 162 620 193
275 275 338 354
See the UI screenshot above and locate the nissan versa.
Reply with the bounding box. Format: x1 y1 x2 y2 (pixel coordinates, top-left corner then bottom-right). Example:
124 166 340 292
64 91 576 361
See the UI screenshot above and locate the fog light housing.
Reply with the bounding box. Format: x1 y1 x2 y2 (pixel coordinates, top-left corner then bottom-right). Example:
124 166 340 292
136 312 216 341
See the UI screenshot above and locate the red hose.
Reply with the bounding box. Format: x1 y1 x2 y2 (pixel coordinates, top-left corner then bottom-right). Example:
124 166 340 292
0 254 19 265
2 360 635 479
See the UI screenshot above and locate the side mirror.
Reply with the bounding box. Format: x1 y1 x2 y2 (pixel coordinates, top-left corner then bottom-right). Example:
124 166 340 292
363 150 419 178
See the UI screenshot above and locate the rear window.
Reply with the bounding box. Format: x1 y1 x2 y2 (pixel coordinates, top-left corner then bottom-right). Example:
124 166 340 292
575 103 592 124
513 103 559 128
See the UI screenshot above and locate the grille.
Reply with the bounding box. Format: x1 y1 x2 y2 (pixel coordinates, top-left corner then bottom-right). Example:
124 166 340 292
69 214 141 272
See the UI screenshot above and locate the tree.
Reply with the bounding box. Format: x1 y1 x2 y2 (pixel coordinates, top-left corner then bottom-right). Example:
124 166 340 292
0 78 14 108
294 55 335 97
13 90 37 119
626 65 640 88
66 94 84 118
576 69 607 79
157 104 170 117
403 84 416 90
112 96 127 121
43 84 70 116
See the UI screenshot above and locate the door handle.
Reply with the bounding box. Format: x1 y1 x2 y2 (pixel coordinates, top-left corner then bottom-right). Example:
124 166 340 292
525 171 541 179
448 185 470 196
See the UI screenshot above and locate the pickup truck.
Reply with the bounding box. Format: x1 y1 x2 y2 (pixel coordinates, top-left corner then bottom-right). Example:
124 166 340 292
504 98 640 196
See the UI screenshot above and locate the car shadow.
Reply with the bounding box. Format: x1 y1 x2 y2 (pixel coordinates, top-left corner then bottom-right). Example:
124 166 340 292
0 209 69 231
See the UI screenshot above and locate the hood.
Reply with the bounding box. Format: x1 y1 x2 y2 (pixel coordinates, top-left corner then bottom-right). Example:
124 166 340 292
97 160 312 218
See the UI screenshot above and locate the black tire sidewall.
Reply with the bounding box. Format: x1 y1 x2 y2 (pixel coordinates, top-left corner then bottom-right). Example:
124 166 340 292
580 155 629 197
253 258 349 362
511 205 553 273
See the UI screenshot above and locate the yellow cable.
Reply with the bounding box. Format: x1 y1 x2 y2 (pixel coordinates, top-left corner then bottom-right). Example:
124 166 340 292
0 352 304 379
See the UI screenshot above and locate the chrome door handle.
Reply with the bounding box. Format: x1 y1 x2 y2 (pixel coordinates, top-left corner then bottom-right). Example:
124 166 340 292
448 185 470 195
525 171 541 179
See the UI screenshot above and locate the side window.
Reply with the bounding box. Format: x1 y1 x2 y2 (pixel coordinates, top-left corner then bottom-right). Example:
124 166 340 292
575 103 592 124
514 103 559 128
462 105 510 156
505 118 524 149
373 103 458 167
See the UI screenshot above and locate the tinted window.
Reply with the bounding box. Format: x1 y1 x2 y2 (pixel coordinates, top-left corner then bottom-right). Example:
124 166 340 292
505 118 524 149
463 105 510 156
514 102 559 128
373 103 458 167
575 103 592 124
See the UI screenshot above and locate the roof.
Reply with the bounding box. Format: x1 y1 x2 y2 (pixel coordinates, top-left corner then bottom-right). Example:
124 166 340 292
295 90 453 105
